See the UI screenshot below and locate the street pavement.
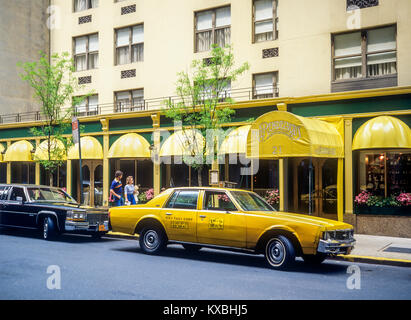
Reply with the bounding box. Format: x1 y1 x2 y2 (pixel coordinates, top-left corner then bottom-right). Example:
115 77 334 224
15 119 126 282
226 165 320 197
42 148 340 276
0 227 410 300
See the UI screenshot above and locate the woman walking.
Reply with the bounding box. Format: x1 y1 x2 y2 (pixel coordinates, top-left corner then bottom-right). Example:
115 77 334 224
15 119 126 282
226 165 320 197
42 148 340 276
124 176 137 205
110 170 124 207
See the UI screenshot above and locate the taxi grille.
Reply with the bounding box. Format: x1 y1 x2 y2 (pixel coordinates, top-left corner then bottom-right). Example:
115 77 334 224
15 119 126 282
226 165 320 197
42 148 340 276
334 230 354 240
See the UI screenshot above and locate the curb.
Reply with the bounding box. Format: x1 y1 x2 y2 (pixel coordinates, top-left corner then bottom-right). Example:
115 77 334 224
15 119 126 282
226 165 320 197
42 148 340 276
329 254 411 268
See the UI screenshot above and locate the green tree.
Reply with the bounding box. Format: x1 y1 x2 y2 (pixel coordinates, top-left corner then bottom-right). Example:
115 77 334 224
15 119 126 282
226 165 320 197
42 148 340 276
18 52 91 186
165 45 249 186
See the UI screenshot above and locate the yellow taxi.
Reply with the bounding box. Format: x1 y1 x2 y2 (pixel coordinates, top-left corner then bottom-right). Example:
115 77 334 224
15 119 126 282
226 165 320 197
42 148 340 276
109 187 355 270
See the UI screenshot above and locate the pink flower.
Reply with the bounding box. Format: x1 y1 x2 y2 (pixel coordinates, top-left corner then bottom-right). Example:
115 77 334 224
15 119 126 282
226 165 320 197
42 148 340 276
397 193 411 206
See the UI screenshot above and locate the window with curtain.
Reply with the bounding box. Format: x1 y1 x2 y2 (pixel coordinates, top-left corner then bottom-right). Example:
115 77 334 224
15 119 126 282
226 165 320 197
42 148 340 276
253 0 278 42
116 25 144 65
198 79 231 102
253 72 278 99
73 95 99 116
195 6 231 52
332 25 397 81
74 0 98 12
74 33 98 71
115 89 144 112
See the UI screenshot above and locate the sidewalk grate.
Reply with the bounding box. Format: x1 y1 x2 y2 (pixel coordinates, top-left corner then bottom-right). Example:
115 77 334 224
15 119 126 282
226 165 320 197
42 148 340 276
383 246 411 254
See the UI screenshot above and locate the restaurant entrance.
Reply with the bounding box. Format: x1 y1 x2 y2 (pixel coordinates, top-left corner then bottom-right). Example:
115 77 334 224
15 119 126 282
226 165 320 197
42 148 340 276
288 158 338 220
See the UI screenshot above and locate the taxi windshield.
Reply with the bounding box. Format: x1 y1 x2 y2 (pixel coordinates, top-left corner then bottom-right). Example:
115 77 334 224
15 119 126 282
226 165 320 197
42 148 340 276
230 191 275 212
27 187 77 204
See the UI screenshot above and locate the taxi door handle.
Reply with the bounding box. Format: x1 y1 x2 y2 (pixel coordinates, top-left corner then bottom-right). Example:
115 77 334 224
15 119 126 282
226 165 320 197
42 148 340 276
199 215 206 219
166 212 173 216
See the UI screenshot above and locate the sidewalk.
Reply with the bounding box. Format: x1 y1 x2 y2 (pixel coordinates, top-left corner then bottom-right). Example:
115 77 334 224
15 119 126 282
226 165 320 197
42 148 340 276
331 234 411 267
106 232 411 267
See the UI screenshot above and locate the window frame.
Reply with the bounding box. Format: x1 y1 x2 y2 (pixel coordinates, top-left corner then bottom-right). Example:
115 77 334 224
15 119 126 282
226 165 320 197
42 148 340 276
331 24 397 83
73 95 99 116
252 0 279 43
164 189 200 210
252 71 279 99
202 190 238 212
115 24 144 66
194 5 231 53
73 0 98 13
73 33 99 72
114 89 144 113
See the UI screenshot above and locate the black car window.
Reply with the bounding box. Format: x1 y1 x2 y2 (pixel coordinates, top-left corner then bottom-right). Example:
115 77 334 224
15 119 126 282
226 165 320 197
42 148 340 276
10 187 26 202
204 191 237 211
166 190 199 210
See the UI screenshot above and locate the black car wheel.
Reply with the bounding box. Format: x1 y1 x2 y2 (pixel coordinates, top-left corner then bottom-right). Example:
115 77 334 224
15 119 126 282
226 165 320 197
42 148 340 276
182 244 202 253
303 253 327 265
265 235 296 270
42 216 57 241
139 227 166 255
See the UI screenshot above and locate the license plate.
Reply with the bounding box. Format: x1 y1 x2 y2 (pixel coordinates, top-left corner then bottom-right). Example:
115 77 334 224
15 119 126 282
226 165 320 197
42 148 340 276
99 224 107 232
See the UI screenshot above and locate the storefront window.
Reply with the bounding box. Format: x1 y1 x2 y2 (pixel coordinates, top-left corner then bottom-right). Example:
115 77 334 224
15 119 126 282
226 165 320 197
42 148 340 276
0 164 6 183
358 151 411 197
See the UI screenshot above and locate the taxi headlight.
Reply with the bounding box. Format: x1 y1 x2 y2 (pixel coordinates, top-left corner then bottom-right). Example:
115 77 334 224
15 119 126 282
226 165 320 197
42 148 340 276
322 231 336 241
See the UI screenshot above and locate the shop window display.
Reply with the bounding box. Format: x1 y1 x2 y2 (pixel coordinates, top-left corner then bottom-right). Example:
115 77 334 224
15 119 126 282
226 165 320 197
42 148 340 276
356 150 411 214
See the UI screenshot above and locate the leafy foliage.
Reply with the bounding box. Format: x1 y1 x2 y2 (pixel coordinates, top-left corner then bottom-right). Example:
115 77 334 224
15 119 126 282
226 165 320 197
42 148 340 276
18 51 92 185
164 45 249 185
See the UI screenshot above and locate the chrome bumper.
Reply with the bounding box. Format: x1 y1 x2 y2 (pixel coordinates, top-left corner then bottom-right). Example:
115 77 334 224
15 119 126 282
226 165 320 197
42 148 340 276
65 220 109 232
65 221 89 231
317 239 356 255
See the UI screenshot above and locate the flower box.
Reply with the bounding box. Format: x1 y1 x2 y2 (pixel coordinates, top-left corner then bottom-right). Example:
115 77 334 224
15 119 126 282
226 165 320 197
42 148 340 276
355 206 410 216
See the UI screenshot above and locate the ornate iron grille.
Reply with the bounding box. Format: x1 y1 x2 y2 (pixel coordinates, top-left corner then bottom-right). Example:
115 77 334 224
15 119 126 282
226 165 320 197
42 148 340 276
121 4 136 15
121 69 136 79
79 15 92 24
78 76 92 85
347 0 379 10
262 48 279 59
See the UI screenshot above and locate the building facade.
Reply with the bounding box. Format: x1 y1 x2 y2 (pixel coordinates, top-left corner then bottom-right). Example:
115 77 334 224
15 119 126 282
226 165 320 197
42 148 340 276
0 0 50 117
0 0 411 237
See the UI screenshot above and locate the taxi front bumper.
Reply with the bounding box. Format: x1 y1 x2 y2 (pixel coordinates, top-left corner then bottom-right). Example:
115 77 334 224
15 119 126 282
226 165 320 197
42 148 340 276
317 239 356 255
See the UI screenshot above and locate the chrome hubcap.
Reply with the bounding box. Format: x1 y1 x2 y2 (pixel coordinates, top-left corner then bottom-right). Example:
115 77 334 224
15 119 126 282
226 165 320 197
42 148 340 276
144 230 159 250
267 239 286 266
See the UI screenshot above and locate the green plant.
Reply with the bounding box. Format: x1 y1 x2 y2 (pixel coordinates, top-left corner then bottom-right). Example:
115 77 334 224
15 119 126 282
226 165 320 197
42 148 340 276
18 51 93 186
164 44 249 186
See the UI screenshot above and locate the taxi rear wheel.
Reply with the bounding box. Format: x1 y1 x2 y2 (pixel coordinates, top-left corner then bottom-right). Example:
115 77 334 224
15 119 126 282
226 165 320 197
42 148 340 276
139 227 166 255
265 235 296 270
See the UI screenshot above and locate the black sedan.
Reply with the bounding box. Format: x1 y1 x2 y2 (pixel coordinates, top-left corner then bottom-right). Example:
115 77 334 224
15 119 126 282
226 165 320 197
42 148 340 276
0 184 109 240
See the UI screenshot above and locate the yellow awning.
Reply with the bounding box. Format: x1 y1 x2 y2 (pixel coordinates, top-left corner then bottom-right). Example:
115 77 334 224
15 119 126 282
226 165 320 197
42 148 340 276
108 133 151 158
3 140 34 162
0 143 4 162
247 111 344 158
67 136 103 160
159 129 205 157
33 138 67 161
352 116 411 150
219 125 251 154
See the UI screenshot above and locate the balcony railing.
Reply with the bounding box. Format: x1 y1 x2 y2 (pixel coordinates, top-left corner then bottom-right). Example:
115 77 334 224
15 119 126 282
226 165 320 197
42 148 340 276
0 85 279 124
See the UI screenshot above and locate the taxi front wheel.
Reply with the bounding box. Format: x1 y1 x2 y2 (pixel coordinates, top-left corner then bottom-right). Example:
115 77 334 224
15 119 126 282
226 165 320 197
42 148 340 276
139 227 166 254
265 235 296 270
